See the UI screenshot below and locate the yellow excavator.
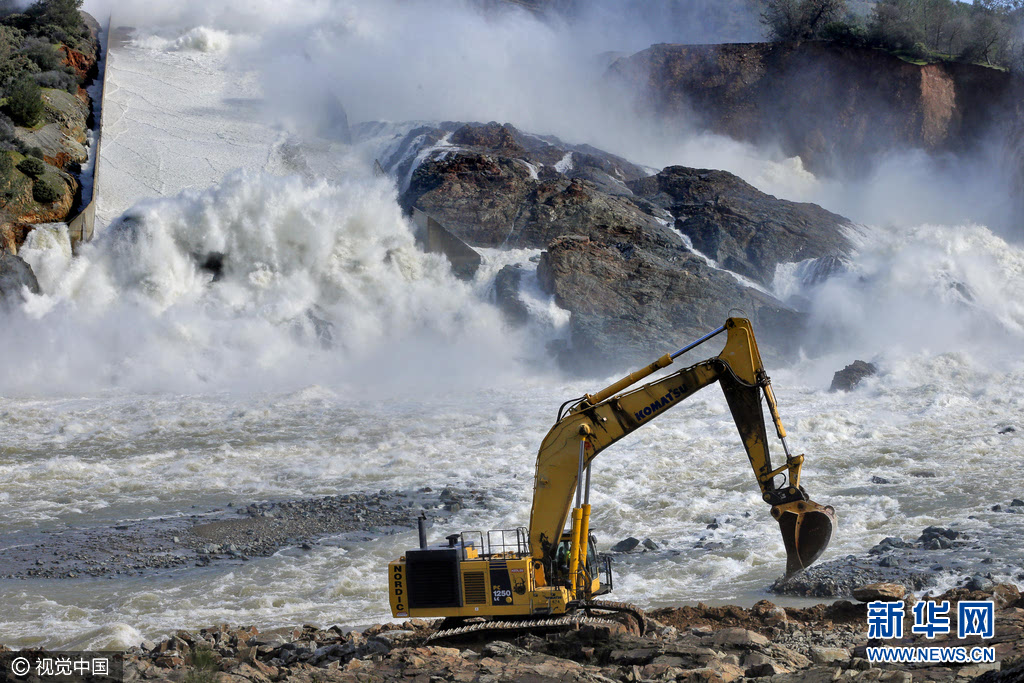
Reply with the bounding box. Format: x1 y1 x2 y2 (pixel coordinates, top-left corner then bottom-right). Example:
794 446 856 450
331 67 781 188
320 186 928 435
388 318 835 637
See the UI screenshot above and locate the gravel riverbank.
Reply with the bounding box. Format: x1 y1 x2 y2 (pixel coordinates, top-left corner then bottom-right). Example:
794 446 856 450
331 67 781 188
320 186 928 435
0 488 469 580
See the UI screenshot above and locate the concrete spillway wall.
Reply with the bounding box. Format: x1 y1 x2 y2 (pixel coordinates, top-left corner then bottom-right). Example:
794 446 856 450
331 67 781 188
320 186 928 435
66 16 112 250
411 208 482 281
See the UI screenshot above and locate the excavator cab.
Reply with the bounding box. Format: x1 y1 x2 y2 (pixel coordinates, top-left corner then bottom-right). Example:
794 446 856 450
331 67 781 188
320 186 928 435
553 532 611 598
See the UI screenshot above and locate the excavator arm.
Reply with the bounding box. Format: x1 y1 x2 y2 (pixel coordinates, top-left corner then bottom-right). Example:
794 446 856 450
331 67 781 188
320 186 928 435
528 318 835 587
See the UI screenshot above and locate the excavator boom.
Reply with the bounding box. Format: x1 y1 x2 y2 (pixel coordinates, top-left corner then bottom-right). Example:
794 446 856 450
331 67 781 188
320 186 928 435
528 318 835 580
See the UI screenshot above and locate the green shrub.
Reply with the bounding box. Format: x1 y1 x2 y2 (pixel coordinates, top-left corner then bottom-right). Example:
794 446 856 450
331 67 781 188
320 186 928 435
0 51 37 91
821 20 867 46
0 13 32 32
35 68 76 93
32 176 58 202
0 112 16 144
28 146 42 159
21 36 61 71
908 41 930 60
0 152 12 187
5 75 43 126
17 155 45 177
184 647 219 683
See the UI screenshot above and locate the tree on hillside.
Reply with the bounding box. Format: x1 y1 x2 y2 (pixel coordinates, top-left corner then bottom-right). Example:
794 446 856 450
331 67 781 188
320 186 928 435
869 0 924 52
5 75 44 127
975 0 1024 11
25 0 83 34
960 9 1013 64
760 0 848 40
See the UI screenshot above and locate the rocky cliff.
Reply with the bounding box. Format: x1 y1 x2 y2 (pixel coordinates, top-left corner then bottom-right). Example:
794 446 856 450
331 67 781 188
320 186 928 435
610 42 1024 178
379 121 853 370
0 11 100 254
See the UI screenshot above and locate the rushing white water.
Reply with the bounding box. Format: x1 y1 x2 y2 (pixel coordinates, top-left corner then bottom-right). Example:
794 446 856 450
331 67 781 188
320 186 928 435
1 9 1023 650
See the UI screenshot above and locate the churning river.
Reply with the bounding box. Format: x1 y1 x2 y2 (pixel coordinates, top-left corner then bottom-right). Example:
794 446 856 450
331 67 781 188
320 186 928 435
1 7 1023 649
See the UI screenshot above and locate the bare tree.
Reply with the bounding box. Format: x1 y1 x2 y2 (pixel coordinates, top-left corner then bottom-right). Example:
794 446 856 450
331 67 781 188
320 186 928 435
945 13 968 56
869 0 923 50
761 0 848 41
962 11 1012 64
923 0 952 50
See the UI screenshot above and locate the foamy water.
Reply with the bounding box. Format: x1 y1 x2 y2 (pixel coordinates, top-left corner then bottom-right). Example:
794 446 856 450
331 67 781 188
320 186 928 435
2 14 1023 649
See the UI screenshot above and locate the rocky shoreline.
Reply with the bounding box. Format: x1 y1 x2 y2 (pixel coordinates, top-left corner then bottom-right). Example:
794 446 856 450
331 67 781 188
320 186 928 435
770 522 1024 600
3 586 1021 682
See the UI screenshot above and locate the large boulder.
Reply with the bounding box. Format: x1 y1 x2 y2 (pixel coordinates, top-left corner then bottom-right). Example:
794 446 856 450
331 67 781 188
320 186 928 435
628 166 853 286
374 120 649 199
0 252 41 308
494 265 529 327
537 234 804 368
829 360 877 392
386 120 853 368
403 152 535 247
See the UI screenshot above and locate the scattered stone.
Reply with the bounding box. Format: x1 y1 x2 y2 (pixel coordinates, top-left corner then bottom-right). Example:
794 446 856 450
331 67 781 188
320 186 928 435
992 583 1020 609
642 538 659 551
999 426 1017 434
710 627 769 648
966 574 995 592
829 360 877 392
852 583 906 602
37 585 1023 683
809 646 850 665
871 475 890 484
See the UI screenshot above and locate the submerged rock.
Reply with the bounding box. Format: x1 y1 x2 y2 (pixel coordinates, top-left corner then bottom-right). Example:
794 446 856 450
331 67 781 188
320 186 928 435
494 264 529 327
611 537 640 553
0 252 41 308
829 360 877 392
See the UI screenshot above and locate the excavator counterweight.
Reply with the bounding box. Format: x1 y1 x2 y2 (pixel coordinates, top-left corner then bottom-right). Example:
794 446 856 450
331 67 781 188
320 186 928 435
388 318 835 637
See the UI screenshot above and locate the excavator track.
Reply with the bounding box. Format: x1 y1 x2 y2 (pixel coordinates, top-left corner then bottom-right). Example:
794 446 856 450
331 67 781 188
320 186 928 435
426 614 618 642
582 600 648 637
426 601 646 642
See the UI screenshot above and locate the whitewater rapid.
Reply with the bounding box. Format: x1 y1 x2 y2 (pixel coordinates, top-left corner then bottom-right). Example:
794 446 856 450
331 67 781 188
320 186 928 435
1 13 1023 650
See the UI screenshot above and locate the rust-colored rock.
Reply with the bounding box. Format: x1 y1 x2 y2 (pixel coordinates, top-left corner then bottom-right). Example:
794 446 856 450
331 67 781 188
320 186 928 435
60 45 97 82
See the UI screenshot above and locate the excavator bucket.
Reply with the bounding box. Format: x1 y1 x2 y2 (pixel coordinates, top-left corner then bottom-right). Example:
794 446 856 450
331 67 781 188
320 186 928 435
773 500 836 575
